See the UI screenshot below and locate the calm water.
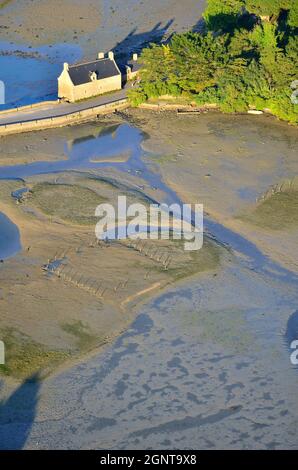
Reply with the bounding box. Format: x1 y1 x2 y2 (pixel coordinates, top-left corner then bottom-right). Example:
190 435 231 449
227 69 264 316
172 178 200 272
0 211 21 260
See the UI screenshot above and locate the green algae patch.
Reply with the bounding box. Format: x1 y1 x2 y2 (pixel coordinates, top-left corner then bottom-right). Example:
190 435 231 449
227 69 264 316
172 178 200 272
0 328 70 380
61 320 99 352
29 183 106 225
239 190 298 230
166 239 221 280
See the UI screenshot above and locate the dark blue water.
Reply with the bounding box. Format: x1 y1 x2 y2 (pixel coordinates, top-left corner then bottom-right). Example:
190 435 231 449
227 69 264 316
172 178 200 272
0 211 21 260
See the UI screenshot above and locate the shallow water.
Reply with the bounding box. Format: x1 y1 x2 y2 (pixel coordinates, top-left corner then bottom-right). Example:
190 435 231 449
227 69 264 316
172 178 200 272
1 257 297 450
0 211 21 260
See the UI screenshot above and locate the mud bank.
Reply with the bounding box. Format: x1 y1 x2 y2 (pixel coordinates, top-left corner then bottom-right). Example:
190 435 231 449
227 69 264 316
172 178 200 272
0 172 221 380
124 109 298 274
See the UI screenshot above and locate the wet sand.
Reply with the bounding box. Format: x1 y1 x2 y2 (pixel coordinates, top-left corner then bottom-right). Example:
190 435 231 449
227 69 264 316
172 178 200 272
126 109 298 273
0 1 205 109
0 1 205 52
0 163 221 379
0 109 297 449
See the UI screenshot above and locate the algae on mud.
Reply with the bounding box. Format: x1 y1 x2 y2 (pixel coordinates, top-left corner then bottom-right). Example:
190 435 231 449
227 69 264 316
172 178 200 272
29 183 107 225
0 172 222 380
238 191 298 231
0 327 70 380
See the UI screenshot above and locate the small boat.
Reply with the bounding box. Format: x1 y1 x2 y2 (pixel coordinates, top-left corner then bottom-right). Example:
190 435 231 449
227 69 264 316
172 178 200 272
247 109 263 115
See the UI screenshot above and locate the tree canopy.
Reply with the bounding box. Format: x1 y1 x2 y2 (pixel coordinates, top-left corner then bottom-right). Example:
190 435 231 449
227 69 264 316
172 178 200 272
128 0 298 123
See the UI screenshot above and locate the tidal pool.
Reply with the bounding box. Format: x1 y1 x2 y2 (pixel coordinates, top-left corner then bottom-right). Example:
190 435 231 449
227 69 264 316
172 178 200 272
0 211 21 260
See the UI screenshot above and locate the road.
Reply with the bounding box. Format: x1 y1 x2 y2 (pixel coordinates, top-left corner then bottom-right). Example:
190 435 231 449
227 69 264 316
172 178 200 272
0 88 128 126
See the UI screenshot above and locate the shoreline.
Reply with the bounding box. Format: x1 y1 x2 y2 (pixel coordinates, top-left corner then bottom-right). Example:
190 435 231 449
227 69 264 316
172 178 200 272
0 98 296 139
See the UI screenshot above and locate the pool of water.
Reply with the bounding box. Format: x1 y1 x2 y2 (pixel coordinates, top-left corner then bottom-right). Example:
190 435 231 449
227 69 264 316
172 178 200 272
0 211 21 260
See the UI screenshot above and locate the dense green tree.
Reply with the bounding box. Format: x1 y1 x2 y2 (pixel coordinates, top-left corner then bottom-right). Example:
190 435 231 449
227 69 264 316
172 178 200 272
128 0 298 124
203 0 245 31
169 32 231 92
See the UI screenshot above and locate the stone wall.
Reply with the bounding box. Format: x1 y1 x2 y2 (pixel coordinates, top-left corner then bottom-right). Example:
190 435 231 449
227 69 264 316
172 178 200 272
72 75 122 102
0 100 59 116
0 98 129 136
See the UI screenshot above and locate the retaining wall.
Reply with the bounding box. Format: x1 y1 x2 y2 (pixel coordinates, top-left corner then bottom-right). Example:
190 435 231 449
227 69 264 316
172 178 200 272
0 98 129 136
0 100 59 116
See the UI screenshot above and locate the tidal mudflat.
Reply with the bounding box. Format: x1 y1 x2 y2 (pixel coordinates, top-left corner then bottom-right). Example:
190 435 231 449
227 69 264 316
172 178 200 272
0 122 222 380
0 109 297 449
131 109 298 274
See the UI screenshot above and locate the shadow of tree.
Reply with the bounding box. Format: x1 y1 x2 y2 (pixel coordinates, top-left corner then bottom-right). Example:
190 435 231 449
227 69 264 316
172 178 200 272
285 309 298 346
113 19 175 61
0 373 40 449
202 12 257 33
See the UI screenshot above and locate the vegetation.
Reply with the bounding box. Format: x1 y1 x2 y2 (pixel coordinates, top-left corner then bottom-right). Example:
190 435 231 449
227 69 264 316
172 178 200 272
61 321 99 351
29 183 106 225
238 190 298 229
0 328 69 379
128 0 298 123
0 0 13 9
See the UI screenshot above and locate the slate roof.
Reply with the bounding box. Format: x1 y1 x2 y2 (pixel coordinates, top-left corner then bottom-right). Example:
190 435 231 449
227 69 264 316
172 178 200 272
118 59 142 75
68 58 120 86
127 60 142 72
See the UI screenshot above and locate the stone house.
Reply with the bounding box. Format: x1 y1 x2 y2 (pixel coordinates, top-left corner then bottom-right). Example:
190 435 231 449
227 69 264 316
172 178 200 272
123 54 141 82
58 52 122 102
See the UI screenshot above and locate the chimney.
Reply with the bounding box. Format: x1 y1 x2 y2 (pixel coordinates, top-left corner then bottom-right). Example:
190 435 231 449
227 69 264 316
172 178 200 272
108 51 114 61
98 52 104 59
63 62 69 72
133 53 138 62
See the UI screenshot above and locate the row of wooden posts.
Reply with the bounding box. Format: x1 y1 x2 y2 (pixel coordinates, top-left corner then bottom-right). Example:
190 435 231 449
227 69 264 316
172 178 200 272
42 236 172 299
43 262 129 300
123 238 172 270
45 235 172 271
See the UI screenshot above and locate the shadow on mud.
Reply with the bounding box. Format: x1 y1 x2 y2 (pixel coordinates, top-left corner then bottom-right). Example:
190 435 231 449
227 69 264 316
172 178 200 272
0 373 40 449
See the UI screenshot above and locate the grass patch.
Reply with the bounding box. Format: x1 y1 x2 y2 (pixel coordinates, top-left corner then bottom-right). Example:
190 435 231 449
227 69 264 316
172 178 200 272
0 0 13 9
0 180 25 204
147 154 178 165
168 239 221 280
61 320 98 351
0 328 69 380
238 190 298 230
29 183 107 225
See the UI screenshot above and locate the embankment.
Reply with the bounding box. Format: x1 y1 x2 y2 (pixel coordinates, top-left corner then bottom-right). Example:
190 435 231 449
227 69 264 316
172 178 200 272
0 98 129 136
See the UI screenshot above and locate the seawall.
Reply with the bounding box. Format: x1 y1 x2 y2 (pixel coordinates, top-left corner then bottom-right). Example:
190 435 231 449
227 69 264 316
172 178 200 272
0 98 129 136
